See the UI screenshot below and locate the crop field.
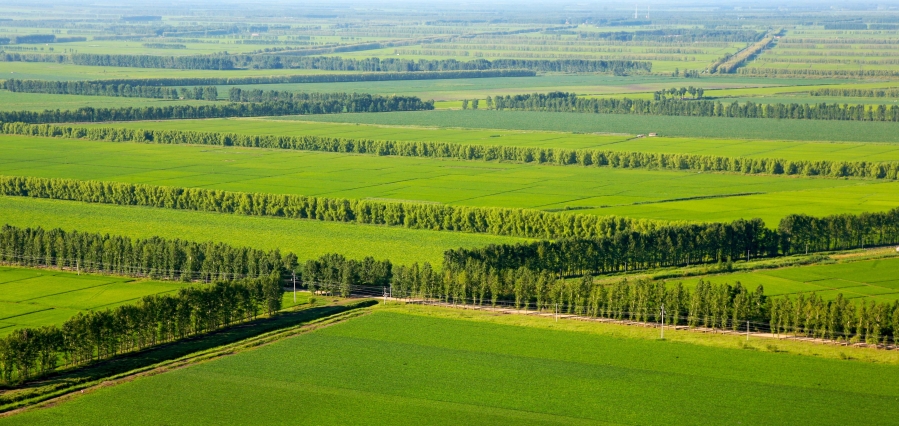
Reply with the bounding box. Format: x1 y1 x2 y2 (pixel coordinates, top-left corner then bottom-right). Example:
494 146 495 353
295 110 899 143
0 267 185 336
0 196 521 266
0 62 340 82
0 90 220 112
7 3 899 422
6 307 899 425
748 29 899 72
675 256 899 304
1 135 895 225
94 118 899 163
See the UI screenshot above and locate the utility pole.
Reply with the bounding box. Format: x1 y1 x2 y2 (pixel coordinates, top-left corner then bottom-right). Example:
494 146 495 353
747 319 750 341
660 305 665 339
292 272 296 304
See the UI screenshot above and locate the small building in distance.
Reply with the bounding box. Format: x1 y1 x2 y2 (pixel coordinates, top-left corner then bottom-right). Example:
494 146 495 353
648 132 658 137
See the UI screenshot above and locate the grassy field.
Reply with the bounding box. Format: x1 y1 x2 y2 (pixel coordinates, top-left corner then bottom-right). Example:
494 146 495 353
0 267 185 336
0 62 344 81
0 90 221 112
295 110 899 143
673 255 899 304
5 306 898 425
94 118 899 163
3 135 897 225
0 196 522 266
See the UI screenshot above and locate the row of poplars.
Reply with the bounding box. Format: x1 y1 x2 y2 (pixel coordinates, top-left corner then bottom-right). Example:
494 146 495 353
5 122 899 180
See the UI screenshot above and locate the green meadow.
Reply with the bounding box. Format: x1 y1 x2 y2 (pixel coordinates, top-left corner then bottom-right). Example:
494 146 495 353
0 267 184 336
295 110 899 143
6 308 898 425
2 135 896 225
0 90 219 112
674 256 899 304
0 196 522 266
95 118 899 163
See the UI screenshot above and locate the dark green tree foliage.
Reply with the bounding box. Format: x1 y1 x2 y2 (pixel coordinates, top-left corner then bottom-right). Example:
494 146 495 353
0 70 535 91
3 80 217 100
302 254 392 297
0 274 281 385
0 224 293 281
810 88 899 98
0 52 650 73
391 263 899 346
227 88 432 111
494 92 899 122
444 209 899 276
653 86 704 100
69 53 236 70
0 95 433 124
0 175 660 240
5 123 899 180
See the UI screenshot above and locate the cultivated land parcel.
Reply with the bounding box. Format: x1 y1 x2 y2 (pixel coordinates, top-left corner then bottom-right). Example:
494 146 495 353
4 308 899 425
5 1 899 423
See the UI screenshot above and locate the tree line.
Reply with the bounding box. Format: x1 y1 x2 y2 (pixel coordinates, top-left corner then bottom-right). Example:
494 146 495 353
225 88 429 111
0 224 296 282
3 174 899 268
1 70 536 93
492 91 899 122
810 87 899 98
442 208 899 277
0 95 433 124
0 275 281 385
3 79 218 100
0 174 663 240
8 123 898 181
653 86 705 100
0 52 651 73
391 265 899 347
739 67 899 78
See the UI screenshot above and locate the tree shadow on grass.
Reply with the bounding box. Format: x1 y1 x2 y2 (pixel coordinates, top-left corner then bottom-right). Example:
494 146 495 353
1 299 376 412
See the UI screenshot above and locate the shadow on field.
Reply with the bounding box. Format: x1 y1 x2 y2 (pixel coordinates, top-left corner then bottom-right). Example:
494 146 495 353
0 299 377 412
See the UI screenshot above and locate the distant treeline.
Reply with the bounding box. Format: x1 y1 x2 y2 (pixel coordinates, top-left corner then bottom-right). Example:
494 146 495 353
5 123 899 180
740 68 899 78
0 174 661 240
0 95 433 124
0 71 536 95
8 34 86 44
443 207 899 276
709 34 775 74
3 79 218 100
492 91 899 122
141 43 187 49
579 28 763 43
0 52 650 73
810 87 899 98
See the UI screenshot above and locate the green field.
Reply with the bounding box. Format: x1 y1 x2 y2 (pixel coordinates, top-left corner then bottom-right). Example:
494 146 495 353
3 135 897 225
95 118 899 163
0 62 339 82
295 110 899 143
0 267 184 336
0 90 220 112
6 307 898 425
675 256 899 304
0 196 522 266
